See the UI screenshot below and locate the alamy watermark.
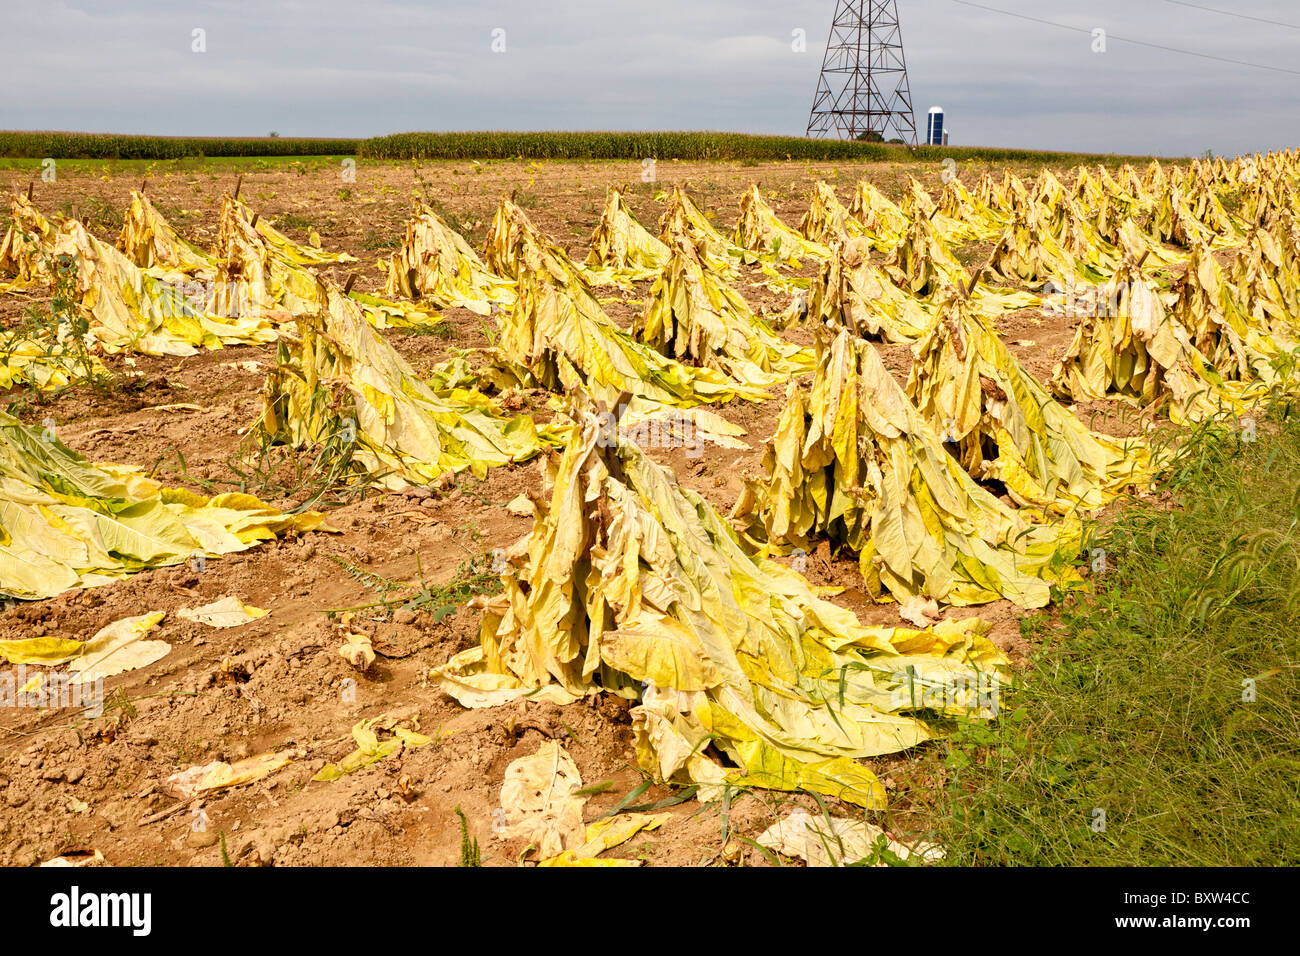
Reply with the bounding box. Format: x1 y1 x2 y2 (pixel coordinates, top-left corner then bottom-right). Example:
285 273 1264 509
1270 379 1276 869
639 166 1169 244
595 411 705 458
1042 278 1137 319
151 278 257 320
890 667 1001 717
1 665 104 718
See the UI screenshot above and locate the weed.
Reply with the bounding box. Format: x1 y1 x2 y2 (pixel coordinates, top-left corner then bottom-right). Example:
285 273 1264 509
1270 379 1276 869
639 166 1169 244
146 446 220 492
102 687 138 721
361 229 398 250
236 354 382 511
325 553 501 620
60 196 123 232
0 247 118 398
401 320 451 339
455 805 481 867
326 554 409 597
275 211 314 232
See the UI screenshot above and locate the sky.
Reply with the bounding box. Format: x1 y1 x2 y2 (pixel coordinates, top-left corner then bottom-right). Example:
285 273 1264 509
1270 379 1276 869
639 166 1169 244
2 0 1297 155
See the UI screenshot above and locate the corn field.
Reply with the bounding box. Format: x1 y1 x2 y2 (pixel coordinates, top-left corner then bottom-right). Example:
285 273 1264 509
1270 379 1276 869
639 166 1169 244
0 130 1164 165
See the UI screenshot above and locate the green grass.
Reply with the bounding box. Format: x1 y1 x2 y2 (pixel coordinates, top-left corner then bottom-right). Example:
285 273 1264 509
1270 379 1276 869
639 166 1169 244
0 130 1172 166
929 407 1300 866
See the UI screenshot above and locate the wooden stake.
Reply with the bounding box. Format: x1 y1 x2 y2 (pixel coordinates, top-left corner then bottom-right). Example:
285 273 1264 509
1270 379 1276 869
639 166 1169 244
612 390 634 424
138 797 201 827
964 240 1002 296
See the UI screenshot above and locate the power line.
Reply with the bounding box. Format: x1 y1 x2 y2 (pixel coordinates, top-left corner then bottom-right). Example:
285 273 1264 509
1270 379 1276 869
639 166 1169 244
948 0 1300 77
1163 0 1300 32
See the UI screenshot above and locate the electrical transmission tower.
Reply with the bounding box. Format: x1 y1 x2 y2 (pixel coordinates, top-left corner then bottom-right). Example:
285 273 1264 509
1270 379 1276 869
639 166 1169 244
806 0 917 144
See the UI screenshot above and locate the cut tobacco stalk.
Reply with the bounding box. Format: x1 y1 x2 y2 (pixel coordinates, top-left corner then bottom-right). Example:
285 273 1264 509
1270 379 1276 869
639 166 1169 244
658 185 755 276
900 177 972 246
1227 217 1300 339
383 202 514 315
936 177 1005 242
732 184 829 265
1170 243 1281 384
490 255 761 447
258 280 549 489
883 215 966 297
636 234 813 385
483 196 609 289
798 181 861 247
233 198 356 266
989 201 1093 287
116 190 218 278
735 329 1082 609
848 179 908 251
0 410 331 601
1150 183 1231 249
0 196 57 293
795 236 934 342
585 187 671 280
1050 252 1271 423
436 399 1007 808
7 205 279 356
908 291 1158 514
215 196 443 330
481 198 771 445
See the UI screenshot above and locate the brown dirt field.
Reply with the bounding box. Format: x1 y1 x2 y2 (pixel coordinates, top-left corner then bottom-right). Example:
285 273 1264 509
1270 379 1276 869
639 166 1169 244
0 158 1157 867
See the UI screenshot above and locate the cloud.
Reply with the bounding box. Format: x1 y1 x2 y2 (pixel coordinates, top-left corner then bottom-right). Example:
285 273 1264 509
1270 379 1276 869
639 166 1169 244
5 0 1296 154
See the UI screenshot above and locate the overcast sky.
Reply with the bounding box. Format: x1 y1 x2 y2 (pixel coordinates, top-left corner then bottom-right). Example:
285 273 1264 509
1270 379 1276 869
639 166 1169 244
3 0 1296 155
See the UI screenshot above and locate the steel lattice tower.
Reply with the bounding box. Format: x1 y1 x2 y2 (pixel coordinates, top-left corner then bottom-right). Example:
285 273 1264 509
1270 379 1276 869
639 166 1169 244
806 0 917 144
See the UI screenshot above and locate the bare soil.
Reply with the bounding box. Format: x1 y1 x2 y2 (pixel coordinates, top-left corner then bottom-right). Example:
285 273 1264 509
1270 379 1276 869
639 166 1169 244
0 158 1144 867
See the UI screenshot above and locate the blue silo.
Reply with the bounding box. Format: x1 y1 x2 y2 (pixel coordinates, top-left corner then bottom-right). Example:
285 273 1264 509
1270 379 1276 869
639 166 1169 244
927 107 945 146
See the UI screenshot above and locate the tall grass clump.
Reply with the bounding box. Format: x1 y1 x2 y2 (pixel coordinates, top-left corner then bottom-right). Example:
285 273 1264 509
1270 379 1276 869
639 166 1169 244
929 406 1300 866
